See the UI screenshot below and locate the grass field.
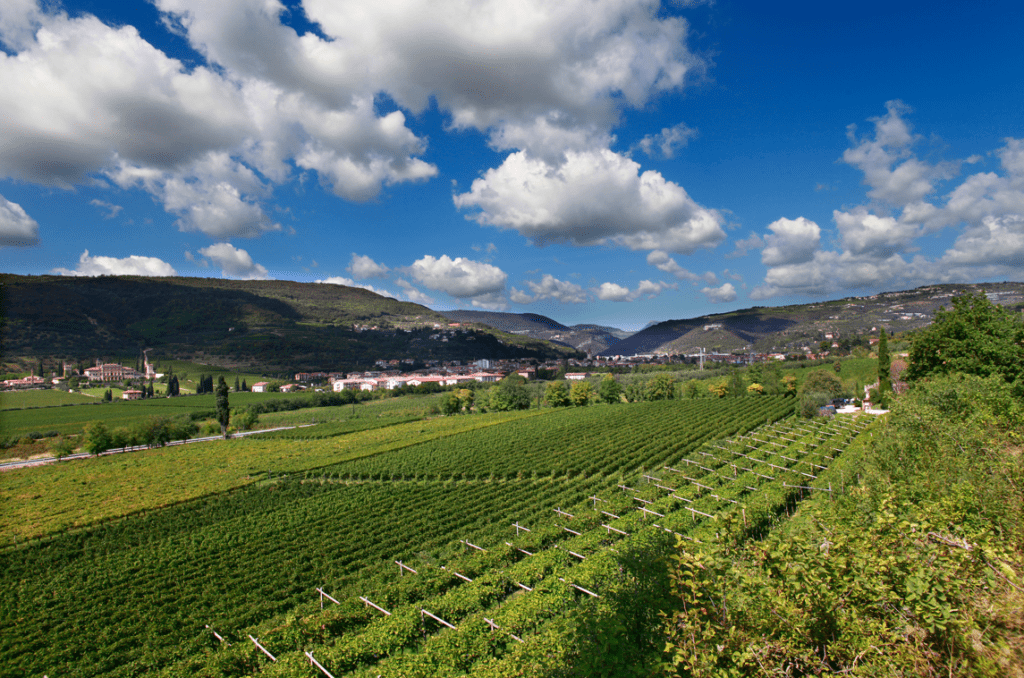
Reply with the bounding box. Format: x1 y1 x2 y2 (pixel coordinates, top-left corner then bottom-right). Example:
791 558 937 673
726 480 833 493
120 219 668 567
0 389 98 409
0 408 543 544
0 390 320 439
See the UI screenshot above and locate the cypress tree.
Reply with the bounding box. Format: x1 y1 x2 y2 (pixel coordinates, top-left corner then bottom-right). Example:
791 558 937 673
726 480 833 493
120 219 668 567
877 327 891 408
234 376 240 392
241 379 248 392
215 377 230 439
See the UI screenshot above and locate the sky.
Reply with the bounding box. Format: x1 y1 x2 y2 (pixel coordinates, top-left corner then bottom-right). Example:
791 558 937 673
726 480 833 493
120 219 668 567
1 0 1022 331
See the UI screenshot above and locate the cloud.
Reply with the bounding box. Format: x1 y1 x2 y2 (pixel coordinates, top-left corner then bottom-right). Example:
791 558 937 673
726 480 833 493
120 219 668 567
761 216 820 266
89 199 123 219
841 100 955 207
0 194 40 246
51 249 177 276
406 254 507 300
753 106 1024 301
646 249 716 283
633 122 697 159
595 279 670 302
109 152 280 238
512 274 588 304
395 278 435 305
454 149 725 253
701 282 736 303
198 242 270 279
834 206 919 256
726 231 764 258
317 276 397 298
348 253 390 279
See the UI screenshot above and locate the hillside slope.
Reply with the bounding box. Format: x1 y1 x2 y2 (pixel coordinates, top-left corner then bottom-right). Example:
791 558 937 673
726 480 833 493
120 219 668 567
439 310 631 354
599 282 1024 356
0 275 579 371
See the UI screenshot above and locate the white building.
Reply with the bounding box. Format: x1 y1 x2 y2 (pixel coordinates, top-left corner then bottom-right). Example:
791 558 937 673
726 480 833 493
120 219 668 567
251 381 270 393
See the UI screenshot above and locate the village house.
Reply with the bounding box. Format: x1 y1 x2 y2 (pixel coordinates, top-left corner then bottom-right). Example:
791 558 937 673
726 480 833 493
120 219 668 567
251 381 270 393
122 389 143 400
84 362 143 382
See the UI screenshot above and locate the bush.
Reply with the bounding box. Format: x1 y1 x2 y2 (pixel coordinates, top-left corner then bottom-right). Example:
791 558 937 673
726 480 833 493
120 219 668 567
799 391 832 418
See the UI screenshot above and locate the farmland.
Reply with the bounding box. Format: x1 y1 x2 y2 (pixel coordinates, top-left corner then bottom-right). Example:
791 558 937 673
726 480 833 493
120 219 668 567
0 395 883 678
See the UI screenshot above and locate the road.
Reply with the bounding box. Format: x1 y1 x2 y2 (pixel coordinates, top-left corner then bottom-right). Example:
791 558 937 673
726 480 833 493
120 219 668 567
0 424 316 471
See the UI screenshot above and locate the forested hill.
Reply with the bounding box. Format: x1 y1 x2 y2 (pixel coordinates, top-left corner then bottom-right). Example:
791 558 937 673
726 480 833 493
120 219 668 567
599 281 1024 356
0 274 580 370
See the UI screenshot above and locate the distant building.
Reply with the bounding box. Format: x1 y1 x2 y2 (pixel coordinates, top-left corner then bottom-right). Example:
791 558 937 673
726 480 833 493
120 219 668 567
251 381 270 393
122 389 143 400
565 372 589 381
84 362 143 382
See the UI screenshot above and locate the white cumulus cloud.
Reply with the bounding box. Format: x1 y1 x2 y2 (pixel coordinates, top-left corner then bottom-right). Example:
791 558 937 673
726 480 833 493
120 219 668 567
348 253 390 279
595 279 669 302
761 217 820 266
701 282 736 303
198 242 270 279
512 274 588 304
646 249 716 283
407 254 507 300
454 149 725 254
52 250 177 276
633 122 697 159
0 194 39 246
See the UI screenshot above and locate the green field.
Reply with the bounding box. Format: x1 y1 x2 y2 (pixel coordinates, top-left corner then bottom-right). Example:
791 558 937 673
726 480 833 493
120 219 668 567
0 390 320 439
0 397 822 677
0 389 98 409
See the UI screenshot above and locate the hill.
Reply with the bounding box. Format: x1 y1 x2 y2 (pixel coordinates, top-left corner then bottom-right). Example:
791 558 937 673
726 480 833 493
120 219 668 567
0 275 580 372
439 310 632 354
598 281 1024 356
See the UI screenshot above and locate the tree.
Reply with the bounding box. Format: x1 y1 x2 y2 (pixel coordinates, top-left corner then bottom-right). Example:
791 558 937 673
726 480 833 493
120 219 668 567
747 383 763 395
727 369 745 397
215 377 230 439
598 374 622 404
488 375 531 411
103 389 112 402
234 376 240 392
782 375 797 396
799 370 846 399
877 327 892 408
241 378 248 392
545 381 571 407
685 379 703 399
49 435 76 460
82 421 111 456
905 291 1024 394
440 391 461 415
570 380 593 406
645 374 677 401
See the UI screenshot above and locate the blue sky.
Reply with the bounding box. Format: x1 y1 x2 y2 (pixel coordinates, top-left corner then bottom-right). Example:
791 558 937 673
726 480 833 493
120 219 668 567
1 0 1022 330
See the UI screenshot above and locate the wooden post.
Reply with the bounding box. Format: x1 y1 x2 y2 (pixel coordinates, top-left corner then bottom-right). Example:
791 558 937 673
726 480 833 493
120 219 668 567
305 651 336 678
554 508 574 519
559 578 599 598
421 609 457 630
359 596 392 616
317 587 340 609
396 560 418 575
602 524 628 536
563 526 582 536
460 539 486 552
248 635 277 663
589 495 606 507
205 625 228 645
512 522 531 535
600 510 620 519
441 566 473 582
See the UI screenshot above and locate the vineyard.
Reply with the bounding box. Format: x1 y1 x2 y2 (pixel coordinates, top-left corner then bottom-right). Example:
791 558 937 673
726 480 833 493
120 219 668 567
0 397 876 677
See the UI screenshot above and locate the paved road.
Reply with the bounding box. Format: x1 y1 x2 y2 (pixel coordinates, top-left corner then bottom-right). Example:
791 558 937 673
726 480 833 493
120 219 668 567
0 424 316 471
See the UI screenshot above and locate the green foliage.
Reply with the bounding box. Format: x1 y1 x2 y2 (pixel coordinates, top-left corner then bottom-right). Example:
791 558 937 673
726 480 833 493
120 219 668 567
799 369 845 398
645 373 677 401
906 291 1024 392
877 326 892 408
569 380 593 406
487 376 532 412
727 368 745 397
684 379 703 399
544 380 571 407
799 390 832 418
82 420 111 455
215 376 230 438
597 374 622 404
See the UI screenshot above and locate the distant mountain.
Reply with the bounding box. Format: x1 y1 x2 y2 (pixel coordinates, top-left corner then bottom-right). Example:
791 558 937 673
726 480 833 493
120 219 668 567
0 275 581 372
439 310 632 354
597 282 1024 356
